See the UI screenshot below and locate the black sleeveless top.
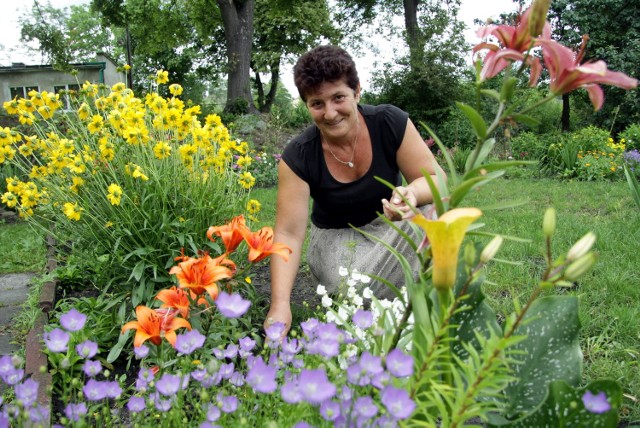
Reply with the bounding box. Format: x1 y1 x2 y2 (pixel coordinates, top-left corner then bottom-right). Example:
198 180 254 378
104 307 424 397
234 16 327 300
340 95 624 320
282 104 409 228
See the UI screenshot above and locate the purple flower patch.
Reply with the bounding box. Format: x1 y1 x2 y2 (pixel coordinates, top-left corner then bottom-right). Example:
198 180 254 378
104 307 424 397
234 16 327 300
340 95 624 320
298 368 336 405
352 309 374 329
14 378 39 407
246 358 277 394
59 308 87 332
582 390 611 414
76 340 98 359
215 292 251 318
43 328 70 353
175 330 206 355
64 402 87 422
127 396 146 413
385 348 414 378
381 385 415 419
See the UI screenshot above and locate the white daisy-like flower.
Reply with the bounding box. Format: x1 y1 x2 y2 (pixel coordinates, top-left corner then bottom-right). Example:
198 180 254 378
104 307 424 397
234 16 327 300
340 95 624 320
347 286 357 299
316 284 327 296
351 269 361 281
321 294 333 308
360 274 371 284
325 311 336 323
362 287 373 299
346 277 357 287
337 307 349 324
338 266 349 277
352 295 363 307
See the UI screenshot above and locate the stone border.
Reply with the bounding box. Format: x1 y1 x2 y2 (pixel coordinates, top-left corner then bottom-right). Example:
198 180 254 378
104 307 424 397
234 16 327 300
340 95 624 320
24 234 57 426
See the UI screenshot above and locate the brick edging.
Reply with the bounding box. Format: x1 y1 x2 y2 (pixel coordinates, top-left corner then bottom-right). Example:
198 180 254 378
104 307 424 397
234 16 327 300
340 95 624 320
24 233 58 426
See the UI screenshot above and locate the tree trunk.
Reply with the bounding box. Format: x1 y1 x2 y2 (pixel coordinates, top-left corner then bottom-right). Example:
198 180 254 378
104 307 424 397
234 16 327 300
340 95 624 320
403 0 424 70
217 0 257 114
561 93 570 132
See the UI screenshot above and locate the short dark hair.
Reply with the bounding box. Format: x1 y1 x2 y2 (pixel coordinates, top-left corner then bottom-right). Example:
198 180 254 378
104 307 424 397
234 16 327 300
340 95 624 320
293 45 360 102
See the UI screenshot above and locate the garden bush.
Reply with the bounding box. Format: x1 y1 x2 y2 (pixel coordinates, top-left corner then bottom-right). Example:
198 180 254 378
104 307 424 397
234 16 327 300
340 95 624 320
0 74 262 306
619 123 640 151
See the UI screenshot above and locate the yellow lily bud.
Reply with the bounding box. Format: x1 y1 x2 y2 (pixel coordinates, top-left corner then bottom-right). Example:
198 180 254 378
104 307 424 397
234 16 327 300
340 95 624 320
543 207 556 238
413 207 482 290
567 232 596 262
481 235 503 263
564 252 597 281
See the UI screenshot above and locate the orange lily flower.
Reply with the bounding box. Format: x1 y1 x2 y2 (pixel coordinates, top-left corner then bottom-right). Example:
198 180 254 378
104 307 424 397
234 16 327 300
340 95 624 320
239 226 292 263
536 36 638 111
156 286 208 318
169 252 234 299
413 208 482 291
473 6 546 85
121 306 191 348
207 215 249 254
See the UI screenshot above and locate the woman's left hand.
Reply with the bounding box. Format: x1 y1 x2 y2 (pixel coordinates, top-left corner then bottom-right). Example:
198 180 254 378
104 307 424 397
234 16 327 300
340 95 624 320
382 186 417 220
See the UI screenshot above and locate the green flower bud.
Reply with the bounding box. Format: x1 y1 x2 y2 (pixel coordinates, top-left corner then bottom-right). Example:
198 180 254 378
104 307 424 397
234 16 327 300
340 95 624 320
481 235 503 263
567 232 596 262
528 0 551 38
200 389 210 401
464 242 477 266
543 207 556 238
11 355 23 367
60 357 70 369
564 253 597 281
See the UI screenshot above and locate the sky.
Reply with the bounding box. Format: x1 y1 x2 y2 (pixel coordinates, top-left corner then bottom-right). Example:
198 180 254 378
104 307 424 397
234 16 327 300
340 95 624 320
0 0 520 93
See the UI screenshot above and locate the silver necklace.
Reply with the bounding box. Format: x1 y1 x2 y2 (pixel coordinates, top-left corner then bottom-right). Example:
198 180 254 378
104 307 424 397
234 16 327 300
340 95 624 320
323 122 359 168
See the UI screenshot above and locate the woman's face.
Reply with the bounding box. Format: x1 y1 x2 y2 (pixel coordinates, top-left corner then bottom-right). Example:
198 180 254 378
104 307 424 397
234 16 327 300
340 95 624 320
305 79 360 141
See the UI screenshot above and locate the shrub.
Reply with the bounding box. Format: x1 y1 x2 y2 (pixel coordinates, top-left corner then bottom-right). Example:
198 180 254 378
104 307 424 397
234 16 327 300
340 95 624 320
568 126 611 152
619 123 640 151
0 77 257 305
510 131 547 160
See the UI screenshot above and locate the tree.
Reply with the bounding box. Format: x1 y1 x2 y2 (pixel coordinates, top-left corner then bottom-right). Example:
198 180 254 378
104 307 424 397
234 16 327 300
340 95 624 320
214 0 256 114
251 0 338 113
19 1 117 69
335 0 467 125
546 0 640 133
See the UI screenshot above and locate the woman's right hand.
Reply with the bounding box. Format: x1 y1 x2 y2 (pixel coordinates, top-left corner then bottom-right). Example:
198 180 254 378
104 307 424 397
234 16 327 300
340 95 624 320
264 303 292 340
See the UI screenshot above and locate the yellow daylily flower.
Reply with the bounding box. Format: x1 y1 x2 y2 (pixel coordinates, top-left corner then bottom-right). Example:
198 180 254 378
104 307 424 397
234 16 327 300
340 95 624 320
412 207 482 290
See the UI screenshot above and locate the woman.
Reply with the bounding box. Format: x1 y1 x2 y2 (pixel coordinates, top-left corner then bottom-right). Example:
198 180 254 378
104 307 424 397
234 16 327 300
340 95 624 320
265 45 446 335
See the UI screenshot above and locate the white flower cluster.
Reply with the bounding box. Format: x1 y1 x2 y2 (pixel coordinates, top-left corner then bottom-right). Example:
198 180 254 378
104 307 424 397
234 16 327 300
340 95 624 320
315 266 415 361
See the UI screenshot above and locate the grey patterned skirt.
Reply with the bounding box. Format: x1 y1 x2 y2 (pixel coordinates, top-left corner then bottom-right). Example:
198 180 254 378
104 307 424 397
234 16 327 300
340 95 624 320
306 208 429 299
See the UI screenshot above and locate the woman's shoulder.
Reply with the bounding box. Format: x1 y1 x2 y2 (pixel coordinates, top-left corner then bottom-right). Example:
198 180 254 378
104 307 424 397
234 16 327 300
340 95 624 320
360 104 408 126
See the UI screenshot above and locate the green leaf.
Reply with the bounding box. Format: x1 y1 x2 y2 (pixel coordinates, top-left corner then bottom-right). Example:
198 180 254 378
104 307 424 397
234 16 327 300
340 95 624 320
130 260 146 282
420 121 460 185
481 89 502 101
107 329 130 363
451 268 501 359
457 102 487 140
449 170 504 208
624 164 640 209
510 114 541 127
500 77 518 102
465 138 496 172
464 160 536 180
505 296 583 416
502 380 622 427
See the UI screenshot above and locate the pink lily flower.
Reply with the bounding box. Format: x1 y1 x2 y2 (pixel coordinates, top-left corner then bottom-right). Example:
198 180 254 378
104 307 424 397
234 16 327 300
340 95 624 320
473 6 546 85
537 36 638 111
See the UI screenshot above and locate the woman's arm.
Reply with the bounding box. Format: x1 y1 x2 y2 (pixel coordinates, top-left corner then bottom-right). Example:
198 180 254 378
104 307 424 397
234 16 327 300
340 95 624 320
264 160 310 336
382 118 447 220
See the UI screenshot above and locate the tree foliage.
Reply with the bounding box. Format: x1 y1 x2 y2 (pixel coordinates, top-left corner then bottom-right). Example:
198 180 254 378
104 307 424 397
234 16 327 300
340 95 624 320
338 0 467 126
546 0 640 133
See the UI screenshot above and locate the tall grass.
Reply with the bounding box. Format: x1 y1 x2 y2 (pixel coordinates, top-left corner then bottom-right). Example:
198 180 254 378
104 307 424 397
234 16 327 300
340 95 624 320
251 178 640 422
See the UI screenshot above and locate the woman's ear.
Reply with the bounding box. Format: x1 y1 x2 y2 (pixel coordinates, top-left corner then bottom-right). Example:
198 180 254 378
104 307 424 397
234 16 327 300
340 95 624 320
355 83 361 102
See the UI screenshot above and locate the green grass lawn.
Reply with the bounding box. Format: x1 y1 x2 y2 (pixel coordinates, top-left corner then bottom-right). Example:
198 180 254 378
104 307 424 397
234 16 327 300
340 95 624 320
251 178 640 422
0 221 46 274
